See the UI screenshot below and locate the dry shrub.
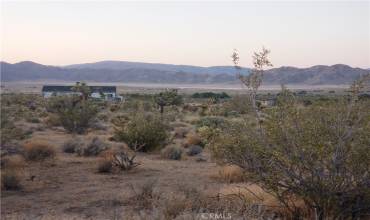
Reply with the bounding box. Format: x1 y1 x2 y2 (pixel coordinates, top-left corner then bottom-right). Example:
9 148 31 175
184 133 202 148
23 141 56 161
82 137 108 156
97 159 113 173
160 196 188 219
1 169 22 191
1 155 25 169
161 146 182 160
129 180 159 210
217 165 245 183
173 127 189 138
45 114 61 127
186 145 203 156
97 148 140 173
62 137 84 153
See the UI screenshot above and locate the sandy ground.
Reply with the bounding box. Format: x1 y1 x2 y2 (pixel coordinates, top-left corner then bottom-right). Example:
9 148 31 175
1 128 260 220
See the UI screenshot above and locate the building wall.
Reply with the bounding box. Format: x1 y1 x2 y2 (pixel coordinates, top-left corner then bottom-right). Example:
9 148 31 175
43 91 117 100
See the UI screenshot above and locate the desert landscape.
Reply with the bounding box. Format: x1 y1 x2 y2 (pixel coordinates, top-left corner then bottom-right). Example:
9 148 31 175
1 1 370 220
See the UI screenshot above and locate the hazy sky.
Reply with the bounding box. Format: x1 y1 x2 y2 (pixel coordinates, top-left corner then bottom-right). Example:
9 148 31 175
1 1 369 68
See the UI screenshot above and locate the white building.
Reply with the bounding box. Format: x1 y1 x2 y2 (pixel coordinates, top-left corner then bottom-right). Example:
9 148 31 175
42 85 123 101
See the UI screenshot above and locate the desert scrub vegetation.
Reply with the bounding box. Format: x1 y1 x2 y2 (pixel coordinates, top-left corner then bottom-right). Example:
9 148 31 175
127 182 273 219
62 137 84 153
161 146 182 160
98 149 140 173
23 140 56 161
80 137 108 156
154 89 183 114
113 112 169 152
203 48 370 219
1 155 25 191
195 116 229 130
216 165 245 183
1 169 22 191
1 109 28 146
47 95 98 134
186 145 203 156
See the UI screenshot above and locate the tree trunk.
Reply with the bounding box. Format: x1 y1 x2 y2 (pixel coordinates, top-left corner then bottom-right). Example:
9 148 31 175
314 207 324 220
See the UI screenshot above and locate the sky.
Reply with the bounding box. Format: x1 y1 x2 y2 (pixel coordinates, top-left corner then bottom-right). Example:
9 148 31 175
1 1 369 68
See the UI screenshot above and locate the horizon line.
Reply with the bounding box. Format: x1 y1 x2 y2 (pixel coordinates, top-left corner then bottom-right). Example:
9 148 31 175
1 60 369 70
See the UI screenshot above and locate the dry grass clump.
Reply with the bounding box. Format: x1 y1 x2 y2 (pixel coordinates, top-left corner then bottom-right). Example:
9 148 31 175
128 180 159 210
1 155 25 191
217 165 245 183
45 114 61 127
62 137 84 153
186 133 202 145
184 133 202 146
1 155 25 170
97 159 113 173
173 127 189 138
161 146 183 160
1 169 22 191
23 141 56 161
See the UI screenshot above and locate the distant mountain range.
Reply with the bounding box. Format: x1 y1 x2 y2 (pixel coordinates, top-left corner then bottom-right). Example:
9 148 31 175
1 61 369 85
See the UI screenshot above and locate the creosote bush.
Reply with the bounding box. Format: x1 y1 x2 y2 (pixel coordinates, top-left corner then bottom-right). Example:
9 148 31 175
113 112 169 152
23 141 56 161
47 96 98 134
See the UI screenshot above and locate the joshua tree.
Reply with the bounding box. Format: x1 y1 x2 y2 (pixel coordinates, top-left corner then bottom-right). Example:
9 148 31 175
72 82 91 100
154 89 183 114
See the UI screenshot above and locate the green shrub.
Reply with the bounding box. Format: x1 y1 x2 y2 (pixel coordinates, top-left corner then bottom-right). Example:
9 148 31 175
161 146 182 160
222 95 252 115
195 116 228 129
191 92 230 99
48 96 98 134
0 109 28 145
113 112 169 152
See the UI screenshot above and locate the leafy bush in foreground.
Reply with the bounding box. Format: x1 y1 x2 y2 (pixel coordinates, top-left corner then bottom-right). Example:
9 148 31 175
113 112 169 152
212 48 370 219
48 96 98 134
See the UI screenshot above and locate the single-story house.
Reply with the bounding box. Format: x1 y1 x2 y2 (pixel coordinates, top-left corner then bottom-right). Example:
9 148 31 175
42 85 123 101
